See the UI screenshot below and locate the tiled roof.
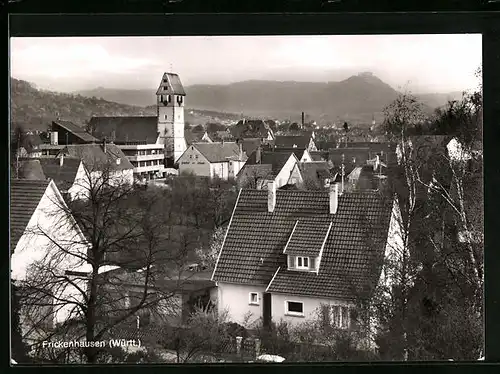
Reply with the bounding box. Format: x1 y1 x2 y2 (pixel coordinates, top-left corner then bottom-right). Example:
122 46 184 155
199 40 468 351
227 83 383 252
52 120 99 143
59 144 134 171
191 142 245 163
328 148 371 166
298 162 333 183
240 138 261 157
10 179 51 252
284 218 331 257
245 150 294 176
231 120 273 139
17 159 46 180
156 72 186 96
274 147 307 161
185 131 212 145
88 116 158 144
213 189 394 300
38 158 81 191
275 136 310 149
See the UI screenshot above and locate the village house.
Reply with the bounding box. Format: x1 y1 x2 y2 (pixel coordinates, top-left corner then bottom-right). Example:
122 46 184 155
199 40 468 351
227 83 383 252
231 119 275 145
211 182 402 342
50 120 100 145
236 148 299 190
177 142 247 180
274 134 317 152
88 72 188 174
273 147 313 163
10 179 92 345
287 161 336 189
50 143 134 200
185 130 213 145
98 266 217 329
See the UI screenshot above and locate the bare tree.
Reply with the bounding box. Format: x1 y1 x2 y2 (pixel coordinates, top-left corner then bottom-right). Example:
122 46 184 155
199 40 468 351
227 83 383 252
16 154 196 363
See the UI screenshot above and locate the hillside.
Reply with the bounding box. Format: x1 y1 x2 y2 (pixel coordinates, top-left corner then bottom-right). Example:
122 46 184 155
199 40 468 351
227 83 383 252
10 78 155 131
10 78 242 131
76 74 457 124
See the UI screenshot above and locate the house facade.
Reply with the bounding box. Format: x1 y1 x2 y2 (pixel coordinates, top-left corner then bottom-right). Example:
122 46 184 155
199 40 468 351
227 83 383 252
237 149 299 189
53 143 134 200
10 180 92 338
212 182 401 337
178 142 247 180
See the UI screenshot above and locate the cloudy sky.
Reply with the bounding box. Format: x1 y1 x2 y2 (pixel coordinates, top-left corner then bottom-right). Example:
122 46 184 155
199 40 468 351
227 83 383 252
10 34 481 94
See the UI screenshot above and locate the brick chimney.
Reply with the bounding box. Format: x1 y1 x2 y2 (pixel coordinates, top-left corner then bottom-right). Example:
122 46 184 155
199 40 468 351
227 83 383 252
301 112 305 128
329 182 340 215
239 141 243 161
102 138 107 153
268 181 276 213
59 153 64 167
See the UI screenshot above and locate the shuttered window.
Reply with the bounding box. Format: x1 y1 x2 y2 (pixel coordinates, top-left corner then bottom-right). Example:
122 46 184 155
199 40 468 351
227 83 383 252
310 257 316 270
288 256 295 269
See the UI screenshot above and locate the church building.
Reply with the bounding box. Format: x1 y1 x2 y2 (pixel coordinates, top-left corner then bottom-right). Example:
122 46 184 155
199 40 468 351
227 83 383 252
87 72 187 181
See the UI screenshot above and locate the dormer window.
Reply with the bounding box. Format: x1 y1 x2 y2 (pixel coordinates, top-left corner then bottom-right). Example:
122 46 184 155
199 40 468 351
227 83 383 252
296 256 309 269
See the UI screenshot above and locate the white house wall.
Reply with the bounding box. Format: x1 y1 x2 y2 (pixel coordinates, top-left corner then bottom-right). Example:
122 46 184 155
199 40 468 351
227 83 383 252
217 282 267 326
270 293 354 326
274 155 298 188
11 182 91 326
178 146 211 177
68 164 133 201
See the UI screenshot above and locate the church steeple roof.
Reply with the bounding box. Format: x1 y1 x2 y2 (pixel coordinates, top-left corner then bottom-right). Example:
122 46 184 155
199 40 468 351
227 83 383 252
156 72 186 96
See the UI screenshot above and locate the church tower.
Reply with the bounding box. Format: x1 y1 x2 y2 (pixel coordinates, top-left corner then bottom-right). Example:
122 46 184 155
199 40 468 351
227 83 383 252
156 72 187 163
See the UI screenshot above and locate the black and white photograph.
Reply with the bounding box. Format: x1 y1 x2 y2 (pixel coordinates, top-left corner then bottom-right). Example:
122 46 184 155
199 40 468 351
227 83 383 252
9 34 483 364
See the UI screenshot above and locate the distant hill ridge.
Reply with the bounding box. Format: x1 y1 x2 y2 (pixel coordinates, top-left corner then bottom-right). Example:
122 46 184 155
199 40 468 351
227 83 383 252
75 74 462 123
11 74 463 131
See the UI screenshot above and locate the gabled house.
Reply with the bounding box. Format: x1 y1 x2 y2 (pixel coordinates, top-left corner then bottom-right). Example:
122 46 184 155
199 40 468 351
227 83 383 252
237 148 299 189
185 131 213 145
10 180 92 338
274 147 313 163
38 157 84 198
274 135 317 152
231 119 275 144
212 182 401 337
53 143 134 200
50 120 99 145
288 161 335 189
98 267 217 328
178 142 247 180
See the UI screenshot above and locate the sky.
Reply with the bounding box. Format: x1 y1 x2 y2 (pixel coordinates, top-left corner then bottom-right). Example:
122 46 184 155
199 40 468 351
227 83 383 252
10 34 482 94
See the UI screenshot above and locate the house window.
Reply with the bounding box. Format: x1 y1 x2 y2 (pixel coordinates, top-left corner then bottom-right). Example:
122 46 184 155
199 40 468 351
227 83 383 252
164 114 168 120
296 256 309 269
168 95 172 103
285 301 304 316
195 155 198 159
249 292 259 305
331 305 350 329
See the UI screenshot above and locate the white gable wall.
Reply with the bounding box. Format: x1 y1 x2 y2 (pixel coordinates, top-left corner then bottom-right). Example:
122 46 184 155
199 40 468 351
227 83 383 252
217 282 267 326
274 154 298 188
300 149 313 162
12 181 91 327
178 146 211 177
68 162 133 201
